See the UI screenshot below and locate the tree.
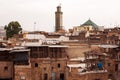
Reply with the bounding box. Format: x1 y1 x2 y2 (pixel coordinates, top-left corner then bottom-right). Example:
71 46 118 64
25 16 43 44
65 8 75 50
4 21 22 39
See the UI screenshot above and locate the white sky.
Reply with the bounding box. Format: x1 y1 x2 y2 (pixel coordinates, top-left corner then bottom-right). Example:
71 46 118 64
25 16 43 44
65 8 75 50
0 0 120 32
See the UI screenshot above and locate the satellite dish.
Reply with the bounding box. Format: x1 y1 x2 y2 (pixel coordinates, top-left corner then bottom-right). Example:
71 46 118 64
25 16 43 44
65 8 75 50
97 62 103 68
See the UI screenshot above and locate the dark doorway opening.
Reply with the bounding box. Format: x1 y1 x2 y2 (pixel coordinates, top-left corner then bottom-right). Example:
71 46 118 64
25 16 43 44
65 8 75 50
44 73 48 80
60 73 64 80
94 79 100 80
0 78 12 80
115 64 118 71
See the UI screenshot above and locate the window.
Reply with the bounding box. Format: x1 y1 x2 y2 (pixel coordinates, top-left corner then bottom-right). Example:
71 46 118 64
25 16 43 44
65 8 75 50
51 67 54 70
4 66 8 71
94 79 100 80
108 74 112 77
108 63 111 66
115 64 118 71
44 67 46 71
35 63 38 67
32 47 37 51
58 63 60 68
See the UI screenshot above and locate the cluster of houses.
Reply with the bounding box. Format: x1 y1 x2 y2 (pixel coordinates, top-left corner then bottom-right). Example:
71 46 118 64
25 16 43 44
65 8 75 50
0 5 120 80
0 24 120 80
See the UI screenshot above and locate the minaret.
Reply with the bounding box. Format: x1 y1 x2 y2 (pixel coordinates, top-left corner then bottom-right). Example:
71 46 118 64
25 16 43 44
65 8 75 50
55 5 63 32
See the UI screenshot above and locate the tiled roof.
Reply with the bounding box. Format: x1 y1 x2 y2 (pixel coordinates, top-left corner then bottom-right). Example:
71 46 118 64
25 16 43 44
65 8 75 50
80 19 98 29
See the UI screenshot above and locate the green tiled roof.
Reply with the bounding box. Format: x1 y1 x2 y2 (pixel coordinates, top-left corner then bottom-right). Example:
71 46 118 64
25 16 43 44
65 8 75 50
80 19 98 29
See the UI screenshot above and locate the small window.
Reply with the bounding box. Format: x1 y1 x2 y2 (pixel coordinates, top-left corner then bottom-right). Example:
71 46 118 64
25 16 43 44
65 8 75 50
51 67 54 70
58 63 60 68
44 67 46 71
108 63 111 66
35 63 38 67
4 66 8 71
108 74 112 77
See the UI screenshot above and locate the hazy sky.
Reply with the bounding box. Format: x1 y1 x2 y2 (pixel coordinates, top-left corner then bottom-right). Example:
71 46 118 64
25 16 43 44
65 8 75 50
0 0 120 32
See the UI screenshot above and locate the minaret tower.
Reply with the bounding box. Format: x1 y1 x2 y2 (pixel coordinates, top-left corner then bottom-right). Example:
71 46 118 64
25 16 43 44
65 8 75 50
55 4 63 32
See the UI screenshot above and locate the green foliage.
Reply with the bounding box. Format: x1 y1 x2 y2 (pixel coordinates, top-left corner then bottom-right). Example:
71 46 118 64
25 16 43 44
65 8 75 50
4 21 22 39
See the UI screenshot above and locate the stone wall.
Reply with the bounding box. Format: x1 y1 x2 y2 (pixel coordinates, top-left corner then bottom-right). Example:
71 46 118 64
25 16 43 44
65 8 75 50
14 65 31 80
30 58 67 80
0 61 13 79
68 71 108 80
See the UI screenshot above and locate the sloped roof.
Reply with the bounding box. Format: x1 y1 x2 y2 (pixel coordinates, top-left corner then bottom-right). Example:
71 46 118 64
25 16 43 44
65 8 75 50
80 19 98 29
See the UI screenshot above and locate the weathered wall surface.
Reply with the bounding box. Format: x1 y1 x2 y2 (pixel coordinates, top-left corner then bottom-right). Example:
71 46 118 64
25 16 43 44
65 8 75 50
0 61 13 79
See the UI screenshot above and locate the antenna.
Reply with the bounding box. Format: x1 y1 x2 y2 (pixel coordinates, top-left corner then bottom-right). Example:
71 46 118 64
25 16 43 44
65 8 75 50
34 22 36 32
34 22 36 39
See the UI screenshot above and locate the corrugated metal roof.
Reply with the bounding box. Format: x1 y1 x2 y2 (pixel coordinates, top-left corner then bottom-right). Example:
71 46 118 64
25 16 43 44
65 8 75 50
98 44 118 48
49 45 68 48
0 48 12 51
70 57 85 61
67 63 85 68
10 49 30 53
26 34 46 40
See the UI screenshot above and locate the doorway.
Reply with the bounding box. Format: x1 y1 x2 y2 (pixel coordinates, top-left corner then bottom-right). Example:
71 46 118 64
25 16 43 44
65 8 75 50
115 64 118 71
0 78 12 80
44 73 48 80
60 73 64 80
